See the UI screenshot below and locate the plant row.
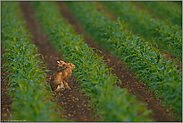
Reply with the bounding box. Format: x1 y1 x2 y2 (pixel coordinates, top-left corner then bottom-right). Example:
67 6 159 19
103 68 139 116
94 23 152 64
101 1 182 61
1 2 65 122
64 1 182 120
173 1 182 9
30 1 153 122
135 1 182 27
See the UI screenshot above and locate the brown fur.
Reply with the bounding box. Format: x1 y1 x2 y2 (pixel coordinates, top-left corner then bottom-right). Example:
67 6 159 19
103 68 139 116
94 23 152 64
50 60 75 91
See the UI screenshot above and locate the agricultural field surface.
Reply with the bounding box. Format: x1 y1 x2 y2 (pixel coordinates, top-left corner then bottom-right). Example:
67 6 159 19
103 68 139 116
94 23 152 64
1 1 182 122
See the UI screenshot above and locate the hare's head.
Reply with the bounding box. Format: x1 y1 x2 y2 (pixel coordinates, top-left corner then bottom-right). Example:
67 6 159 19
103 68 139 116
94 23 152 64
56 60 67 69
67 63 75 69
56 60 75 69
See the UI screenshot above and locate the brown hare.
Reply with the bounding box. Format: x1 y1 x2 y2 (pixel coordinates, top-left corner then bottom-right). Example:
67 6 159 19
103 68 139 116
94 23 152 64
50 60 75 91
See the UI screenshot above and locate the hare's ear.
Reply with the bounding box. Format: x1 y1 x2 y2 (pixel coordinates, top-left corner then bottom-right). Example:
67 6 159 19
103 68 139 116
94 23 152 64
57 60 60 64
57 60 65 64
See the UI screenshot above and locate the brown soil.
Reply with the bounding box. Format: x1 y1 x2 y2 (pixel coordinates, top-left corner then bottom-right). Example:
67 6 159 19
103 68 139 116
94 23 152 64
1 51 13 122
1 1 179 122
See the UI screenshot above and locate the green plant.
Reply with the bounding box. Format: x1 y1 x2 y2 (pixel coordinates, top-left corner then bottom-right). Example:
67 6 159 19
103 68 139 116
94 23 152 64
101 1 182 61
31 1 153 121
135 1 182 26
1 2 66 121
65 1 182 120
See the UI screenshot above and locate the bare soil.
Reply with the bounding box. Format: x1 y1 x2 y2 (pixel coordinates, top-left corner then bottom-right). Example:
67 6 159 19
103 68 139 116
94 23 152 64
1 1 179 122
1 51 13 122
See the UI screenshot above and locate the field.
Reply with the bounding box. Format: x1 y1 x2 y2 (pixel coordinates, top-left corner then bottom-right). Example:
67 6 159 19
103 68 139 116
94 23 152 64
1 1 182 122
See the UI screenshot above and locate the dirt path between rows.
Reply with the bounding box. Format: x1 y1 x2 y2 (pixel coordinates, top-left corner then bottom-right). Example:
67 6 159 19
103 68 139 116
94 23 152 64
1 51 13 121
58 2 176 121
19 2 99 122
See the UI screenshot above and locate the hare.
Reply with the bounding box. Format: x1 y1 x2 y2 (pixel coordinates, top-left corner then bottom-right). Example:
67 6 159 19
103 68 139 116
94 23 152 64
50 60 75 91
56 60 75 90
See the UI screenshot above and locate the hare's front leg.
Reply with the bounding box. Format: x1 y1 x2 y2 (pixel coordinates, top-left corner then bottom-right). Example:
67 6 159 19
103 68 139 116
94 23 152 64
63 80 71 90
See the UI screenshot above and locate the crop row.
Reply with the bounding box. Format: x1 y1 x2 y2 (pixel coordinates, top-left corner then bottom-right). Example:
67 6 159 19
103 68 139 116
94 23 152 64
101 1 182 61
1 2 65 122
64 1 182 120
135 1 182 26
30 1 153 122
173 1 182 9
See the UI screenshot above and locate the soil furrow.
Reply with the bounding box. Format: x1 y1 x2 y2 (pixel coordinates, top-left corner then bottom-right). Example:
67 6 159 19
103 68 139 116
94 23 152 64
58 2 175 121
1 51 13 121
19 2 98 122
